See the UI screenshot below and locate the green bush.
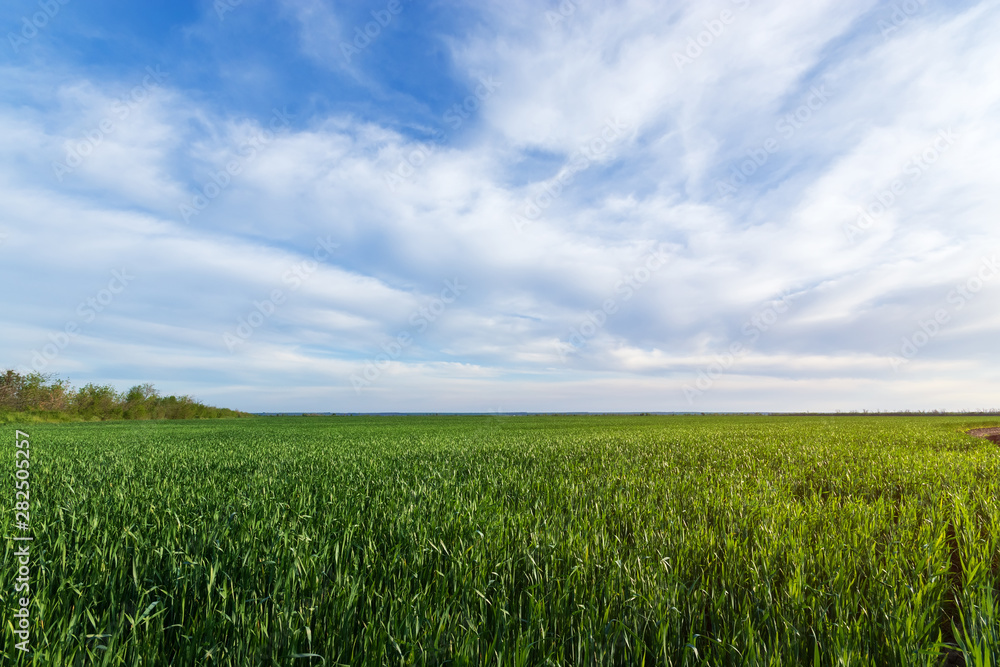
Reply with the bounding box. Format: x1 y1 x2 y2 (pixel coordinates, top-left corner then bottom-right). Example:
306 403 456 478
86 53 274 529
0 370 247 421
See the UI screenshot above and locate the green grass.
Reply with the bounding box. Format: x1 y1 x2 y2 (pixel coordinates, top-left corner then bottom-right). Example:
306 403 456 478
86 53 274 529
2 415 999 665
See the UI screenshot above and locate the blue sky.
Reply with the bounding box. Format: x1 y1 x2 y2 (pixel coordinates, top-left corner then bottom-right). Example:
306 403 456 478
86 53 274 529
2 0 998 412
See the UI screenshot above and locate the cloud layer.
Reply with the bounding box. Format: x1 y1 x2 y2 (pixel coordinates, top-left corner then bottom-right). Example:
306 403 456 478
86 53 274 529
1 0 998 412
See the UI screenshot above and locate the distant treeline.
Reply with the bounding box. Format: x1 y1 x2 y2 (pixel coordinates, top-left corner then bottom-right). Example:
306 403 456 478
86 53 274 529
0 370 248 421
780 410 1000 416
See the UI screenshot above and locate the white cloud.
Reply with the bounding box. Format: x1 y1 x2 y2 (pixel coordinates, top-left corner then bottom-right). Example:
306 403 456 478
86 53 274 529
2 0 999 411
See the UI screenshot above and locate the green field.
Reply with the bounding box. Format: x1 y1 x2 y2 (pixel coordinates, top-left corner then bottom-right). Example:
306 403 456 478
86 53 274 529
3 415 1000 665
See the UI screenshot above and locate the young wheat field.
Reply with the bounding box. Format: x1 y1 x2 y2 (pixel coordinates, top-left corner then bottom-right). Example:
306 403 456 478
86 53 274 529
2 415 999 665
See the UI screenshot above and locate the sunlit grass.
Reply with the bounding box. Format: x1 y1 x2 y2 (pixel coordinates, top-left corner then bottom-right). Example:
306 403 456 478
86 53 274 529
2 415 999 665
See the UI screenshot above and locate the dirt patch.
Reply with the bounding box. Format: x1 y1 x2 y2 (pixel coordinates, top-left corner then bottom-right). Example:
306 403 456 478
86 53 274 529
939 647 965 667
967 427 1000 443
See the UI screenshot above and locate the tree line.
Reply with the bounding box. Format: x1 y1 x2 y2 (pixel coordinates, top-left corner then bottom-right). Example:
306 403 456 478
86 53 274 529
0 370 248 421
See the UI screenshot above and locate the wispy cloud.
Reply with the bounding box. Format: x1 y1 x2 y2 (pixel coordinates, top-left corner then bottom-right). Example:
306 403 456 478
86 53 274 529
1 0 998 411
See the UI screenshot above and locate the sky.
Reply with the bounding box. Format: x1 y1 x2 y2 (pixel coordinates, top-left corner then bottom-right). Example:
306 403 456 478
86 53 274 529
1 0 998 413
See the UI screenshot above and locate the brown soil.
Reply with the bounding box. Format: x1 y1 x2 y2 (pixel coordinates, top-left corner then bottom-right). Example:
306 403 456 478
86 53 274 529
940 648 965 667
967 427 1000 443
